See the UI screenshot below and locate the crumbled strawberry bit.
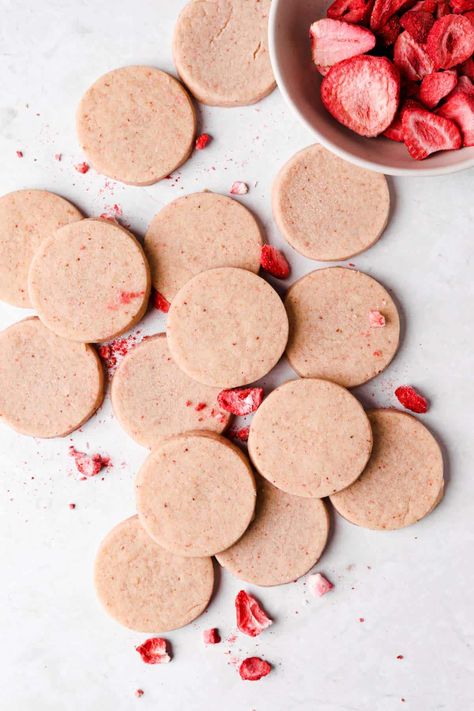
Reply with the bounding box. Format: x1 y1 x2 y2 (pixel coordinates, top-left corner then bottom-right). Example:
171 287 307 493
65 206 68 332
235 590 273 637
54 153 62 161
195 402 206 411
217 387 264 416
239 657 271 681
229 426 250 442
359 617 365 623
135 689 144 698
395 385 429 413
68 503 76 510
195 133 212 150
75 162 90 174
260 245 291 279
136 638 171 664
373 350 382 357
229 181 249 195
309 573 334 597
153 289 170 313
119 290 145 305
69 446 111 478
368 310 386 327
16 150 23 158
185 400 192 407
98 334 140 375
203 628 221 645
397 654 404 660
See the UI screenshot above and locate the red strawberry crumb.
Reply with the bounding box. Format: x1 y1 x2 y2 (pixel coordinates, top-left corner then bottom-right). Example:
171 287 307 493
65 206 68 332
203 628 221 645
98 334 141 375
368 309 386 327
135 689 144 698
359 617 365 622
68 503 76 510
229 181 249 195
309 573 334 597
119 290 145 305
235 590 272 637
74 162 90 174
16 150 23 158
260 245 291 279
195 133 212 150
217 387 264 416
373 350 382 357
185 400 192 407
153 289 170 313
136 638 171 664
69 446 111 478
55 153 62 161
229 426 250 442
195 402 206 411
397 654 404 659
239 657 271 681
395 385 429 413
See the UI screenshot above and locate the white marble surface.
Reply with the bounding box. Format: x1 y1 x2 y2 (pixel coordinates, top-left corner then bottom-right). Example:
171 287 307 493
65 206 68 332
1 2 474 710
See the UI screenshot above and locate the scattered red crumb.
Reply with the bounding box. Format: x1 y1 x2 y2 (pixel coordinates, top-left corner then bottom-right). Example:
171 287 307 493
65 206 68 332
68 503 76 510
135 689 144 698
69 446 111 478
185 400 192 407
348 263 356 267
195 402 206 411
195 133 212 150
97 334 141 375
54 153 62 161
210 407 227 424
229 426 250 442
218 387 264 416
74 162 90 174
119 290 145 305
203 628 221 645
397 655 404 660
239 657 271 681
401 699 406 703
100 203 123 221
373 350 382 357
230 181 249 195
309 573 334 597
226 633 238 645
136 638 171 665
395 385 429 414
260 245 291 279
368 310 386 328
358 617 365 623
152 289 170 313
16 150 23 158
235 590 272 637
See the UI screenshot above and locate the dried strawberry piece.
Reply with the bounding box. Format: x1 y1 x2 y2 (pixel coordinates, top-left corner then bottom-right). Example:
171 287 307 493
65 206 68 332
229 426 250 442
136 638 171 664
455 74 474 93
235 590 273 637
16 150 23 158
218 387 263 415
426 14 474 69
436 0 452 15
384 99 421 141
460 57 474 80
368 309 386 327
309 573 334 597
195 133 211 150
378 15 402 45
260 245 291 279
370 0 414 30
152 289 170 313
450 0 474 10
321 55 400 137
395 385 429 412
402 105 462 157
400 9 435 43
203 628 221 644
135 689 144 698
394 31 434 81
310 19 376 68
438 87 474 144
239 657 271 681
69 446 111 478
327 0 375 24
419 69 458 106
75 162 89 174
230 181 249 195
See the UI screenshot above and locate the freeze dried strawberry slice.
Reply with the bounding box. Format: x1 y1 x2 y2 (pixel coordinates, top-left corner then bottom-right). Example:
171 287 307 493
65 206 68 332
402 105 462 157
321 55 400 137
153 289 170 313
235 590 273 637
309 573 334 597
460 57 474 80
371 0 414 30
239 657 271 681
426 14 474 69
384 99 421 140
136 638 171 664
449 0 474 11
327 0 375 24
395 385 429 412
394 31 434 81
438 88 474 143
260 245 290 279
203 628 221 645
455 74 474 93
400 9 435 43
378 14 402 45
419 69 458 106
310 19 376 68
217 387 264 415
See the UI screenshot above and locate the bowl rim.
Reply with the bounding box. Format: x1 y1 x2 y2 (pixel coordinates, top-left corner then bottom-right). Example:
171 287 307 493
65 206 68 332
268 0 474 177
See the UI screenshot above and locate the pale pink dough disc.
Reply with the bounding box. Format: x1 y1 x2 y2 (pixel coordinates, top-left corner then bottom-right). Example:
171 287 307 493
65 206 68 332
144 191 263 302
216 477 330 586
94 515 214 632
28 218 150 343
173 0 275 106
248 378 373 498
330 409 444 530
0 189 82 307
285 267 400 388
136 432 256 557
111 334 231 448
0 317 103 437
167 267 289 388
272 144 390 261
76 66 196 185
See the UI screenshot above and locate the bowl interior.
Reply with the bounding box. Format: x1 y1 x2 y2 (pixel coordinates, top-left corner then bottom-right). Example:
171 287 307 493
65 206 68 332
269 0 474 176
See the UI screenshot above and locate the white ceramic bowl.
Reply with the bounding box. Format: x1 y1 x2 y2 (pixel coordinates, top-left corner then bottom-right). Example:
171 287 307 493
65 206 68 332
268 0 474 176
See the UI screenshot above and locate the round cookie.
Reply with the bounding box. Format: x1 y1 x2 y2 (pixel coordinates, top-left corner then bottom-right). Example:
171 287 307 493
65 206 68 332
136 432 256 557
0 189 82 307
330 409 444 530
167 267 289 388
285 267 400 388
94 516 214 632
28 218 150 343
173 0 275 107
0 317 103 437
144 192 263 302
111 333 231 448
76 66 196 185
248 378 373 498
272 144 390 261
216 477 330 586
